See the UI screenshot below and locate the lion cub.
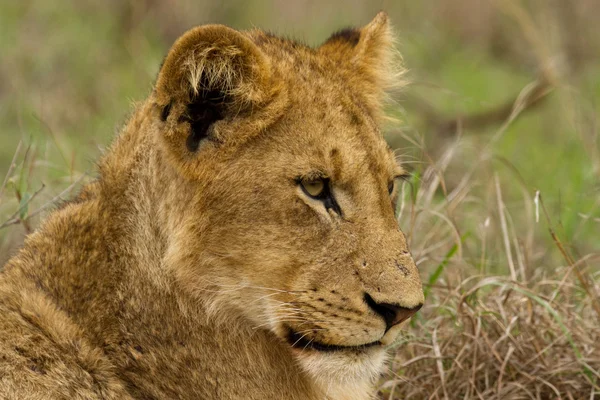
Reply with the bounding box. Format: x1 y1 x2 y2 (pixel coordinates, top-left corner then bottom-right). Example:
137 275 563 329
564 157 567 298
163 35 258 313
0 12 423 400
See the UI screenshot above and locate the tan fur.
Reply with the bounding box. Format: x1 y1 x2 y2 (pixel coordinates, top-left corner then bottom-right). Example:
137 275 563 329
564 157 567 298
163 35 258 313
0 13 423 400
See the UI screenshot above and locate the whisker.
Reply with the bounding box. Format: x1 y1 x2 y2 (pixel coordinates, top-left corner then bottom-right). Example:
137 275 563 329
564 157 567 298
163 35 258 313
291 331 312 347
252 319 309 330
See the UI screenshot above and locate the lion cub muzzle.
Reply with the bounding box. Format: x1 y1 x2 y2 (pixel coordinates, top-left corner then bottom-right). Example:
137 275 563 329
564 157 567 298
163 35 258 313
363 293 422 329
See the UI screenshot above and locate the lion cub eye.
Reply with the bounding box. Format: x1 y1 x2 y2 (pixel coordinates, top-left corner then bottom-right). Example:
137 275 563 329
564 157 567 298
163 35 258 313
300 178 326 198
298 176 343 216
388 181 395 196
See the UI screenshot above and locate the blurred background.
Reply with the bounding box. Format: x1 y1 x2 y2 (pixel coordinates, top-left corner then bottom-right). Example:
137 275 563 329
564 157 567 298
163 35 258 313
1 1 599 397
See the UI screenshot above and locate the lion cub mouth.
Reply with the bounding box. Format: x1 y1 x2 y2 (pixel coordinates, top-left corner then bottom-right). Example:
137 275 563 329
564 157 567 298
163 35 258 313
285 326 382 353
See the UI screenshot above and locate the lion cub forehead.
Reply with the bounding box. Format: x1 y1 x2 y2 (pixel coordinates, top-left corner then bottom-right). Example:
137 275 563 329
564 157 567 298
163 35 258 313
301 138 401 185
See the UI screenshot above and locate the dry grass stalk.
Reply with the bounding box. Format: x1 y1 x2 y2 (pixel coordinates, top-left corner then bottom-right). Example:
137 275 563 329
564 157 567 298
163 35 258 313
381 121 599 398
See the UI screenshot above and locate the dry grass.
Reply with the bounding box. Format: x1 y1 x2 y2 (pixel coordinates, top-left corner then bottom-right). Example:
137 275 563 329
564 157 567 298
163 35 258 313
377 99 600 398
382 275 600 398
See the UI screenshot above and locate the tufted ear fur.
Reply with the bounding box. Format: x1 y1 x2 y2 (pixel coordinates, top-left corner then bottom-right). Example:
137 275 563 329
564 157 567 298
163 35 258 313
154 25 274 157
319 12 405 117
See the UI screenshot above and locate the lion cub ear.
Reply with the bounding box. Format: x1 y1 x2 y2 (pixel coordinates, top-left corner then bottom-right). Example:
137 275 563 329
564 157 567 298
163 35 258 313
319 12 404 116
154 25 272 154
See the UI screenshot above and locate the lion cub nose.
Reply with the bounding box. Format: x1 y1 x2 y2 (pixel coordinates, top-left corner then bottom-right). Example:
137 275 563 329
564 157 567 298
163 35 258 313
364 293 423 330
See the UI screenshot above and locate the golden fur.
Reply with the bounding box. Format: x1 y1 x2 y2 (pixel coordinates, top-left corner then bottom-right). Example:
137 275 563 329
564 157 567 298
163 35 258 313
0 13 423 400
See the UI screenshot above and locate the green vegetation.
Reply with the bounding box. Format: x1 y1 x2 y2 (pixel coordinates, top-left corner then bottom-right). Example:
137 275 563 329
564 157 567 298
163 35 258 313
1 1 598 397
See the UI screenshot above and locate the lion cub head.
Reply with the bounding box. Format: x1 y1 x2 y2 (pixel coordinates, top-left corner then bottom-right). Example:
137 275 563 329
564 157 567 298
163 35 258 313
152 12 423 387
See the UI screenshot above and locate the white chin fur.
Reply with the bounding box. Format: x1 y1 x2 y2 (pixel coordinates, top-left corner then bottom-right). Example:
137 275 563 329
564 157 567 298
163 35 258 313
293 347 388 400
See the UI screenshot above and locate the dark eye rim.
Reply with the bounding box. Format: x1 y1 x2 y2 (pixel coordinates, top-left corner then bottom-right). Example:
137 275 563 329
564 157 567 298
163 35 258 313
388 181 395 195
390 173 412 194
396 172 411 182
296 176 343 216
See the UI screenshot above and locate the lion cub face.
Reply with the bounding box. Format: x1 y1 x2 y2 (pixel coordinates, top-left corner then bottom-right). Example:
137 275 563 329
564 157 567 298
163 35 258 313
154 13 423 384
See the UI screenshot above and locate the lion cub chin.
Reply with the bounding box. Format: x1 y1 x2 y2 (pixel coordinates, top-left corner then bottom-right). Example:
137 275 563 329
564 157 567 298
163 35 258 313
0 11 424 400
293 347 388 399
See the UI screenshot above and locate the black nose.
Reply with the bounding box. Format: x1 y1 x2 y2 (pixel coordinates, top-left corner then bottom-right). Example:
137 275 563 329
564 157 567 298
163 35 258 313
364 293 422 330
